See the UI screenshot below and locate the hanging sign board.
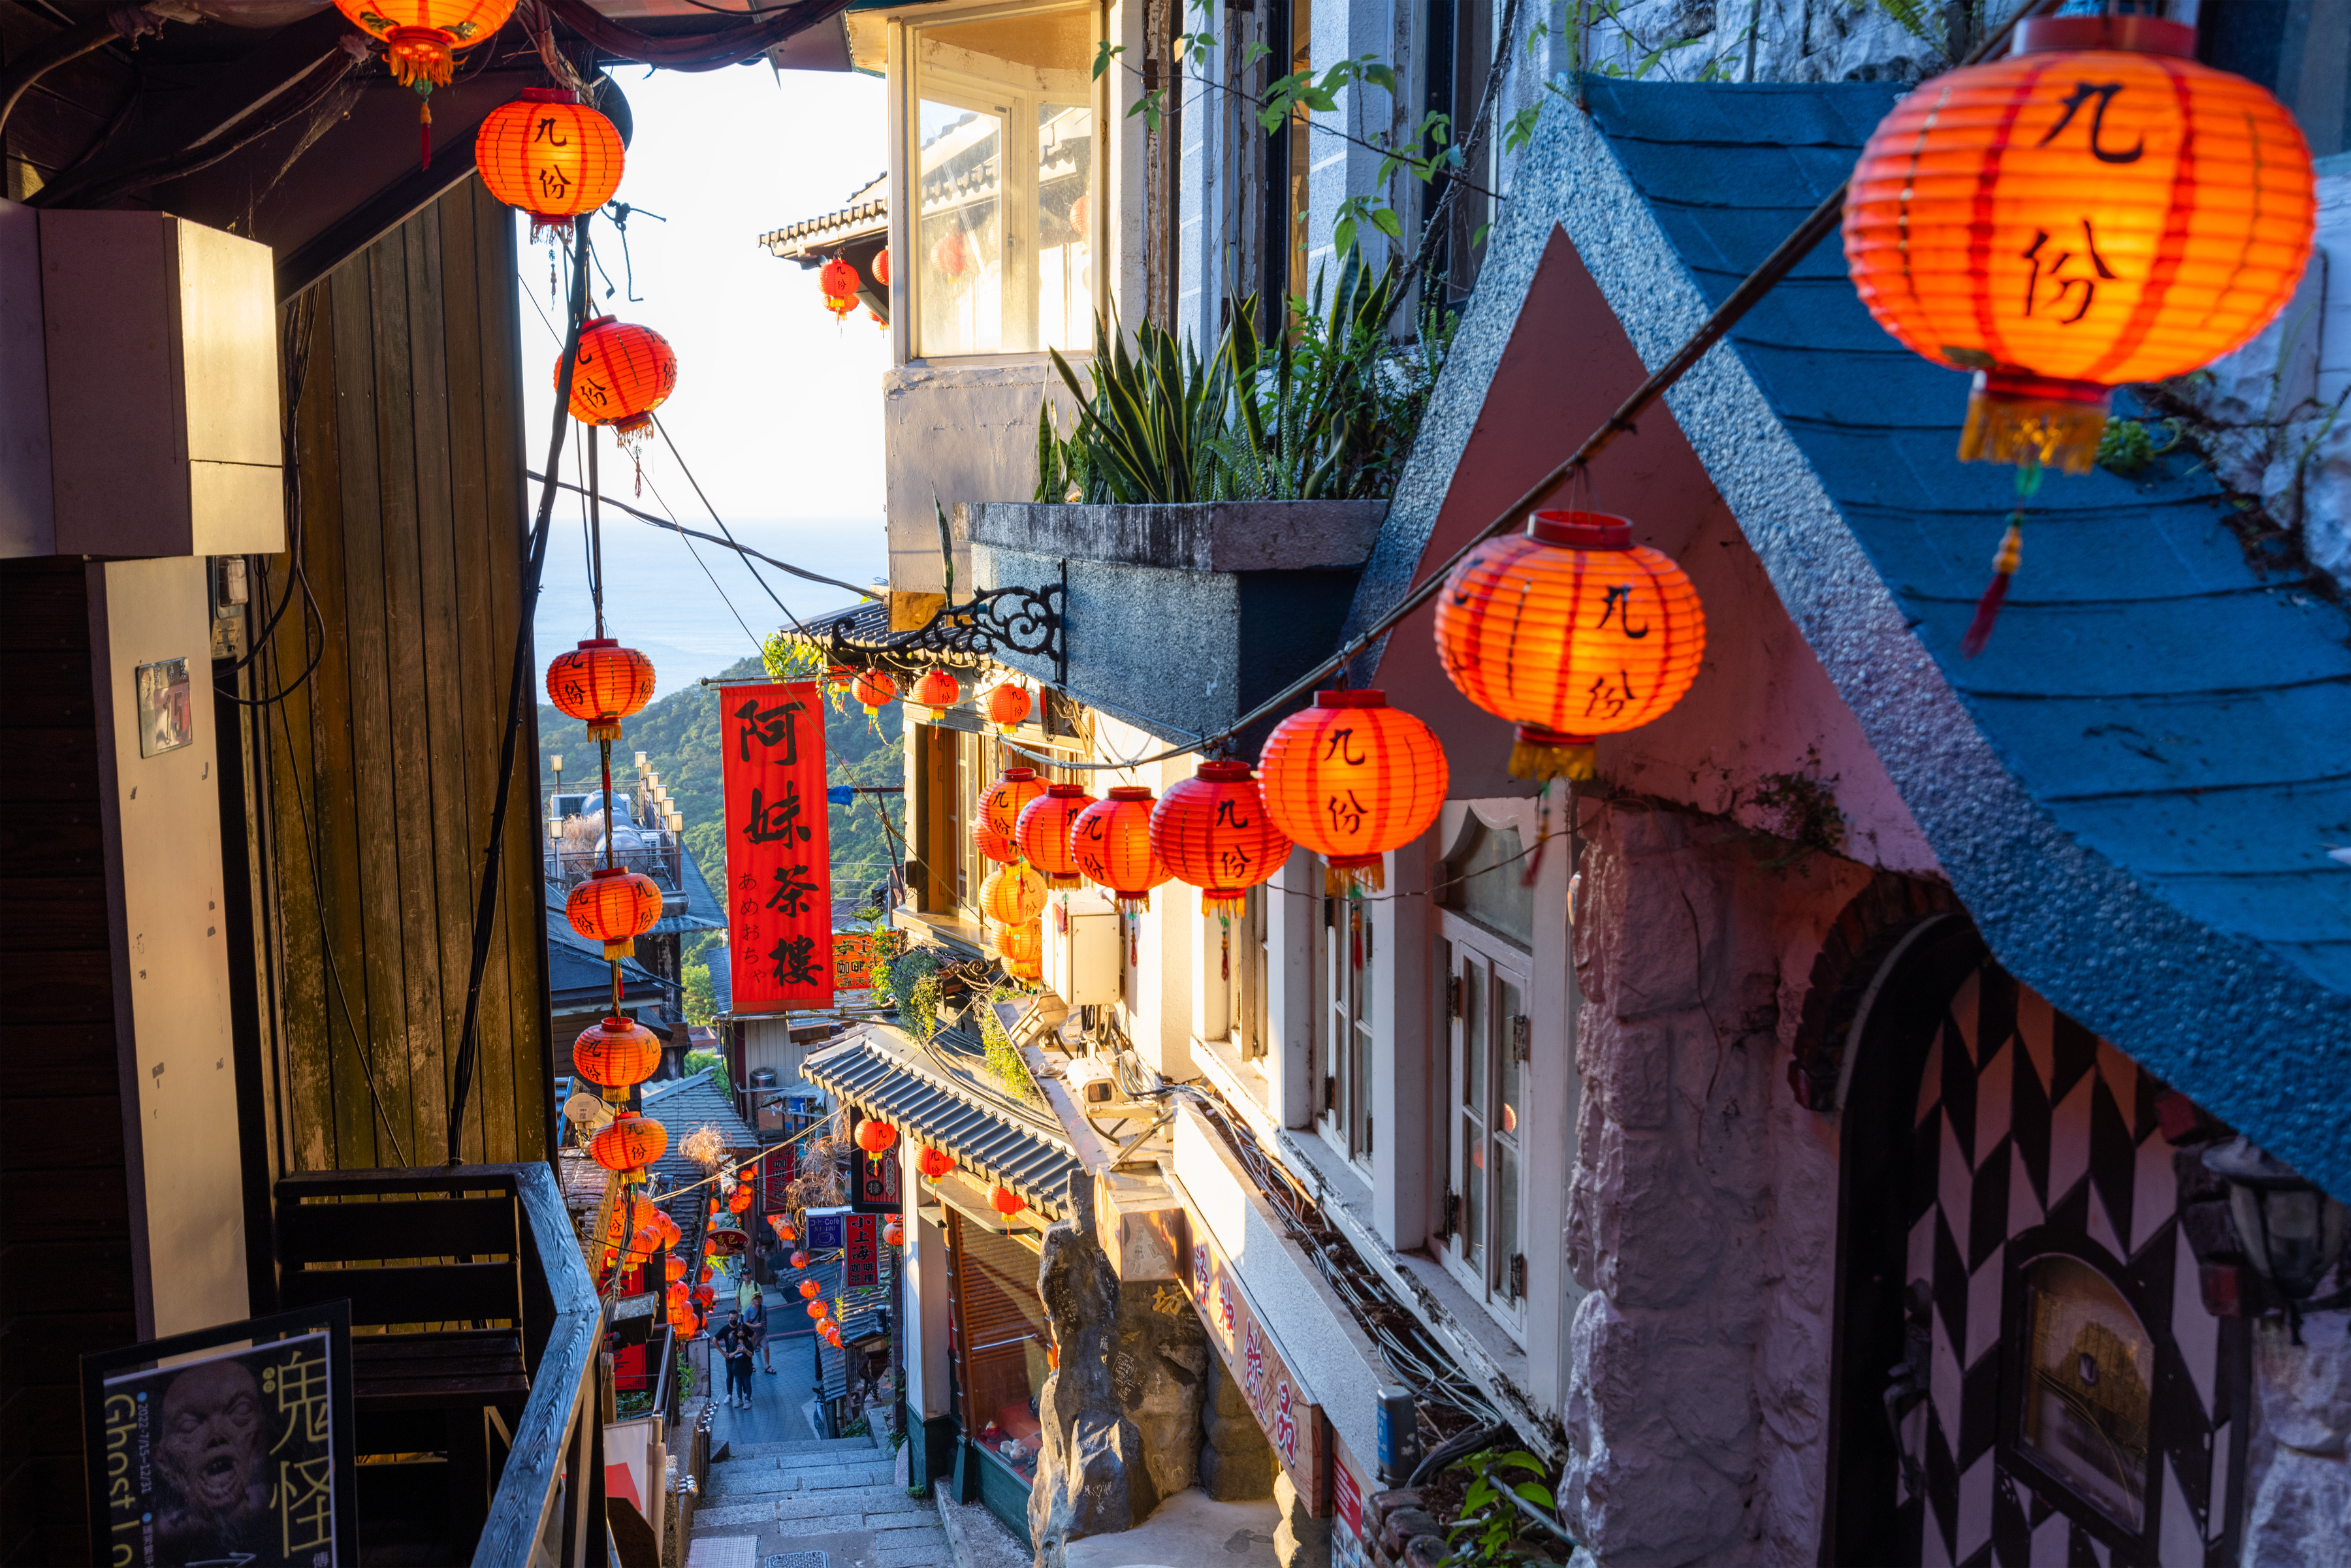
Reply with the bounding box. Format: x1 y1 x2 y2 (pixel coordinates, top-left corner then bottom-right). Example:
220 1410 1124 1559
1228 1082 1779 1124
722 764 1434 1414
82 1302 359 1568
848 1112 903 1215
804 1206 850 1252
832 929 903 991
1332 1452 1369 1568
722 680 833 1012
844 1212 880 1288
1184 1216 1332 1514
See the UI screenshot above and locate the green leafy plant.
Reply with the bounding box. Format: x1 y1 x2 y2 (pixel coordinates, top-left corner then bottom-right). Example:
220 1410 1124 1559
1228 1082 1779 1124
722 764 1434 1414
977 986 1042 1102
1443 1448 1558 1565
2096 415 2186 477
889 947 944 1040
683 1049 734 1098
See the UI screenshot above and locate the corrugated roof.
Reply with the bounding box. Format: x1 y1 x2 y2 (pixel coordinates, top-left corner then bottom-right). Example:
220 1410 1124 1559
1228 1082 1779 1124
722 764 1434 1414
803 1026 1078 1219
758 174 888 260
648 848 726 938
1361 79 2351 1194
546 913 669 1008
641 1067 759 1199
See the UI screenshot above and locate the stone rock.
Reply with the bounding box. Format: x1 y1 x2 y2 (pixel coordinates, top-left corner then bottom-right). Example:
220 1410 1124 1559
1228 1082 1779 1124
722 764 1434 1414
1272 1471 1331 1568
2243 1312 2351 1568
1200 1439 1277 1503
1199 1352 1277 1502
1115 1279 1207 1506
1028 1179 1148 1565
1401 1535 1450 1568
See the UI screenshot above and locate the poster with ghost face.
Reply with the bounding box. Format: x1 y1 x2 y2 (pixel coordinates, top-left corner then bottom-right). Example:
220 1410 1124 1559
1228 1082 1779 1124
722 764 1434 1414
82 1304 355 1568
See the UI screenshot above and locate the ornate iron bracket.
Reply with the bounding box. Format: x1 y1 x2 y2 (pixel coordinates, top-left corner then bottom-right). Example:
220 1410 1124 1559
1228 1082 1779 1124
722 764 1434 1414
815 583 1065 680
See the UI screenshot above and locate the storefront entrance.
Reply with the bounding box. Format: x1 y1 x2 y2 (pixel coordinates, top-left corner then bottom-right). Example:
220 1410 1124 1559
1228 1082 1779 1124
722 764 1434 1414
1829 927 2248 1567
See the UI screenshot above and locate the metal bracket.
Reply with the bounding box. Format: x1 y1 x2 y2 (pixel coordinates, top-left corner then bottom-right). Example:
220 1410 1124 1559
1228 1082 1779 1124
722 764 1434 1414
813 583 1066 677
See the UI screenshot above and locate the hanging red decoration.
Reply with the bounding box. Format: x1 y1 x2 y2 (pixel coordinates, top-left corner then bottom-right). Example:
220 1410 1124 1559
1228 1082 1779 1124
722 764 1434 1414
545 639 656 740
980 767 1048 846
816 1315 838 1336
807 1299 828 1319
819 256 860 321
474 89 624 242
332 0 517 164
1016 782 1095 890
799 1279 822 1300
883 1218 904 1247
1433 511 1706 782
590 1110 667 1180
560 316 678 453
873 248 891 285
854 1119 900 1160
774 1221 798 1243
1259 692 1448 895
565 867 664 959
1844 14 2315 474
910 668 961 714
1070 787 1170 913
665 1253 686 1283
1151 760 1292 920
916 1147 955 1182
728 1185 753 1213
986 682 1032 731
980 862 1048 927
573 1015 660 1097
972 818 1018 865
791 1250 810 1270
931 228 970 279
990 1186 1027 1218
996 920 1042 976
853 671 898 715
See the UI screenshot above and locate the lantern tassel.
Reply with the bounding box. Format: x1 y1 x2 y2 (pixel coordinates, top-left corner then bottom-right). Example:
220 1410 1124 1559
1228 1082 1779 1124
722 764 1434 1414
419 97 432 170
1509 726 1599 784
1960 520 2024 659
1323 858 1386 897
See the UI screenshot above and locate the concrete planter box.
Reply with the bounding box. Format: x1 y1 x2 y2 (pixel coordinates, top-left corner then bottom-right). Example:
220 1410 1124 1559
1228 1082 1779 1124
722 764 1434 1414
968 499 1388 743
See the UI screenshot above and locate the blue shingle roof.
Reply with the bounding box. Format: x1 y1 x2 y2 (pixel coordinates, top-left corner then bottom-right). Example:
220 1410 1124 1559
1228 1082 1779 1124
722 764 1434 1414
650 848 727 938
546 913 669 1009
1362 80 2351 1195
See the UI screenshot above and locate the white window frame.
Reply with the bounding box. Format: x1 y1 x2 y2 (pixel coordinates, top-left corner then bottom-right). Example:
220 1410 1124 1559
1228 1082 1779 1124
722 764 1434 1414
1437 909 1529 1334
1315 891 1373 1171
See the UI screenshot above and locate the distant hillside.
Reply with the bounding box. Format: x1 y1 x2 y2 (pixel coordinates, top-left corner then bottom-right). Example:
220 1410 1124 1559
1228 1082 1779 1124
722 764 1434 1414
537 655 905 922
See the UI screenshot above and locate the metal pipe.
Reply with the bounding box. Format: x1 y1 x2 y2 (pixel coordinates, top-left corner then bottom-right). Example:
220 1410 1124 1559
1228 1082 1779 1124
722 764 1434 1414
0 7 163 143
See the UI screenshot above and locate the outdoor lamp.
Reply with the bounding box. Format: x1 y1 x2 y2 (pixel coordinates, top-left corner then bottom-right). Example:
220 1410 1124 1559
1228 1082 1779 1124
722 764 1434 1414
2203 1136 2351 1328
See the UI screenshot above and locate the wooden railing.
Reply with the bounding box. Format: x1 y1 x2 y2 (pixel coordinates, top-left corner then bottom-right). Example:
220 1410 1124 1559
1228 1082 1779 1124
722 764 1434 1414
274 1163 609 1567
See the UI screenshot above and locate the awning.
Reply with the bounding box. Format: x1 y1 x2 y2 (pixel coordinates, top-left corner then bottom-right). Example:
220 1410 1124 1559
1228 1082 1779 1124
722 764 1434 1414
804 1027 1079 1221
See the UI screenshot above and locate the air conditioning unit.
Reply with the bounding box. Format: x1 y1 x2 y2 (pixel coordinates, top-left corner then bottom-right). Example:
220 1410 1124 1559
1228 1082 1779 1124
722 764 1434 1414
0 204 283 559
1045 891 1121 1006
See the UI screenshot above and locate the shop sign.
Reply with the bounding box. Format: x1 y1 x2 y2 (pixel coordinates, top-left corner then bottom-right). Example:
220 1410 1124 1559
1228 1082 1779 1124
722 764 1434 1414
833 929 903 990
848 1113 902 1214
844 1212 880 1288
1184 1222 1330 1514
1332 1458 1369 1568
723 680 833 1012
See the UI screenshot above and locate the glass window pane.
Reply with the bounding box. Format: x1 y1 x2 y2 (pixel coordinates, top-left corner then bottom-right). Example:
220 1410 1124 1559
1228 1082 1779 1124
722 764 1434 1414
1463 961 1485 1108
2018 1256 2152 1529
912 6 1096 357
1498 975 1522 1138
1441 820 1535 948
1463 1125 1484 1270
1494 1140 1518 1296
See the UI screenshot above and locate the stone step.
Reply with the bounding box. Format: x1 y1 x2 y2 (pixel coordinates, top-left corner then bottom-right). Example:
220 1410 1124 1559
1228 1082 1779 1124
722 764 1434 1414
725 1437 880 1458
702 1460 900 1499
688 1482 936 1535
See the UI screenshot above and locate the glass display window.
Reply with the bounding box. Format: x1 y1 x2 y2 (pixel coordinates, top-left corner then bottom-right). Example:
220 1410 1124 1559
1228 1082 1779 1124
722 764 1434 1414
946 1210 1051 1484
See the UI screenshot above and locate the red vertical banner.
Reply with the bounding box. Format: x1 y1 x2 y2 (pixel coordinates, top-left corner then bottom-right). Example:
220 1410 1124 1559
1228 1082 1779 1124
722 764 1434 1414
723 681 834 1012
844 1213 878 1288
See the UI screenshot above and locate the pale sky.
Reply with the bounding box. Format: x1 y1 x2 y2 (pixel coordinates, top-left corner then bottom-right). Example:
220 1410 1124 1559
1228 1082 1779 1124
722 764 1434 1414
521 61 895 690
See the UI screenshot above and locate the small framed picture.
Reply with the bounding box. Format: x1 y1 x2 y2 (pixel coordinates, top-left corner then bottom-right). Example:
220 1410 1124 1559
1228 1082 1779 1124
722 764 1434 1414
136 658 192 758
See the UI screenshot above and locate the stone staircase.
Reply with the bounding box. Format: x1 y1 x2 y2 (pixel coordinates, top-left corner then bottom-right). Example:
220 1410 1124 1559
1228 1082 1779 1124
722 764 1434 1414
686 1428 957 1568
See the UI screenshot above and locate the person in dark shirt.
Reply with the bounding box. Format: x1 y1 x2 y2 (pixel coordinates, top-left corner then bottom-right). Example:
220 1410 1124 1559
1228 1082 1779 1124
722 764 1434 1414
719 1316 756 1408
744 1288 773 1373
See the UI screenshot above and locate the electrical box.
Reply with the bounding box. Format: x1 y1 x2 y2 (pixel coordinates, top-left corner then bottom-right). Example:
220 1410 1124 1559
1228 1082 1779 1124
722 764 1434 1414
0 203 284 560
1046 891 1122 1006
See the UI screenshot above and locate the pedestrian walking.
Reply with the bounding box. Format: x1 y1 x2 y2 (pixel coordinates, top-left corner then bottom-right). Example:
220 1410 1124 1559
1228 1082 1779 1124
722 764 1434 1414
746 1287 774 1373
720 1315 756 1409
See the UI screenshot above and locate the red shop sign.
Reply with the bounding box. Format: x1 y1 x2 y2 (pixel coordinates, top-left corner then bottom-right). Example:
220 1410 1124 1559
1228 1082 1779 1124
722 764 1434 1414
723 681 833 1012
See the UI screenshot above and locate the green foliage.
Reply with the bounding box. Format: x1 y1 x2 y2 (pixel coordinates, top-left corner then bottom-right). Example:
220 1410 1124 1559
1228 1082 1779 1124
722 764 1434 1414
1750 754 1847 871
537 652 905 921
1038 249 1456 506
683 1049 734 1099
1443 1448 1558 1566
888 947 943 1040
977 989 1041 1103
682 961 716 1027
2096 415 2185 477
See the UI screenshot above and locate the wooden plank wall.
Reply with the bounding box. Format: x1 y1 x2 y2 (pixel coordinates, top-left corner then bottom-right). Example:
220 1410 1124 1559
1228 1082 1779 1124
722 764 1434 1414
0 559 137 1565
254 177 549 1173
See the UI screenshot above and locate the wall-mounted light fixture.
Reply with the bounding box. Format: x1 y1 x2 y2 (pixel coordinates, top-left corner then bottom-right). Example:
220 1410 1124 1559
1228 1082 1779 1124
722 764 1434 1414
2203 1136 2350 1339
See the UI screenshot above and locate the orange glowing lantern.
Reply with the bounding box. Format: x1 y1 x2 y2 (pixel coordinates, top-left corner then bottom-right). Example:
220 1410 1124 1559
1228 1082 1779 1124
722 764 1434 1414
854 1119 899 1161
790 1250 809 1270
1071 788 1170 913
874 249 891 285
884 1218 904 1247
972 818 1017 865
853 671 898 715
807 1300 828 1319
728 1185 753 1213
980 862 1048 927
1016 783 1095 890
986 682 1032 731
995 919 1042 966
1150 760 1292 919
665 1253 686 1283
334 0 517 163
911 669 961 714
820 257 860 321
980 767 1048 844
560 317 677 452
475 89 624 242
1844 14 2315 475
590 1110 667 1181
799 1279 822 1300
991 1186 1027 1218
1433 511 1706 782
566 867 664 959
917 1147 955 1182
545 639 655 740
573 1015 660 1099
1259 692 1447 894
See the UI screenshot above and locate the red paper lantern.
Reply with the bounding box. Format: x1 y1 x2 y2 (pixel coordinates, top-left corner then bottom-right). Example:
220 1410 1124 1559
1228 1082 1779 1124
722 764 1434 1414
332 0 513 91
1433 511 1706 782
566 867 664 959
916 1147 955 1182
799 1279 822 1300
807 1300 828 1319
1151 760 1292 920
791 1250 810 1270
545 639 655 740
980 767 1048 845
874 248 891 285
911 669 961 713
972 818 1017 865
1259 691 1447 894
980 863 1048 926
475 89 624 242
728 1185 753 1213
590 1110 667 1179
990 1186 1027 1218
561 317 677 449
854 1119 900 1159
1016 782 1095 890
1844 15 2316 473
932 228 970 279
774 1221 798 1243
987 682 1032 731
997 920 1042 974
820 256 859 321
1071 787 1170 913
884 1218 904 1247
665 1253 686 1283
574 1015 660 1096
853 671 898 714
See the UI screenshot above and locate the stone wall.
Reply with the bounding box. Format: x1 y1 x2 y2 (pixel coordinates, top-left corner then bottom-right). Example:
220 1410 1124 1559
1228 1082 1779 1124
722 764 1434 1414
1569 0 2033 88
1563 798 1872 1568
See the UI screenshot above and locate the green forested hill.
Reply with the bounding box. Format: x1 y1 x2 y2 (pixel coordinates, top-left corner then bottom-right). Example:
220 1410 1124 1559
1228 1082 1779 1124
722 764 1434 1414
537 655 905 919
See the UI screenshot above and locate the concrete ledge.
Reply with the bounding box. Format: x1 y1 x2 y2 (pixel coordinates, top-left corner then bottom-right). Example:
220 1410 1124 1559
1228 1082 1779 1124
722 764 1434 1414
970 498 1386 573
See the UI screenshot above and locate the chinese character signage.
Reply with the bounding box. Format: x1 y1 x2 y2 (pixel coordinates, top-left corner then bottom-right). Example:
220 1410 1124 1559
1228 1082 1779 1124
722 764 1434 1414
1184 1219 1331 1514
722 681 833 1012
1332 1459 1368 1568
833 929 904 991
82 1304 356 1568
844 1212 879 1288
849 1113 902 1214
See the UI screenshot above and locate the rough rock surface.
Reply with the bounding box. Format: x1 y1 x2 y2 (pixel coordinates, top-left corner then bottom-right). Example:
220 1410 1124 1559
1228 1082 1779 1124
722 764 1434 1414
1198 1349 1276 1501
2242 1313 2351 1568
1030 1178 1150 1565
1115 1278 1209 1505
1271 1471 1332 1568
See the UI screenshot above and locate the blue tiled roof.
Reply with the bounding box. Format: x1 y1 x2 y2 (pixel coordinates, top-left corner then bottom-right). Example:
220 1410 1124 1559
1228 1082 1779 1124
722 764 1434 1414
651 848 727 938
1368 80 2351 1194
707 937 734 1017
546 913 669 1008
